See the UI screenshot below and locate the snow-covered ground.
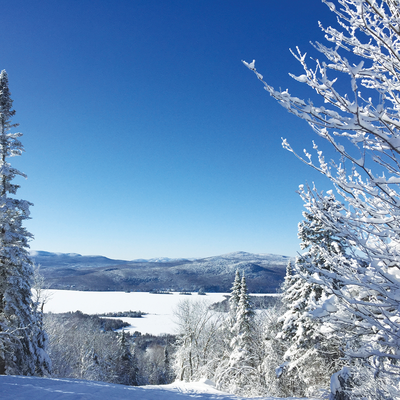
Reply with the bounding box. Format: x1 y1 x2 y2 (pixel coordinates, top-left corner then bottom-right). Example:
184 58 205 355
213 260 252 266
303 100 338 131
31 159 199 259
0 375 313 399
43 290 231 335
10 290 314 400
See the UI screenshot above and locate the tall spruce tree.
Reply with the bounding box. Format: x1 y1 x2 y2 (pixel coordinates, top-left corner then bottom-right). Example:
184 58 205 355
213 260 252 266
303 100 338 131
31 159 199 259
217 273 262 396
226 269 242 348
117 331 138 386
0 70 47 375
277 197 347 396
215 270 242 390
229 269 241 319
231 274 255 360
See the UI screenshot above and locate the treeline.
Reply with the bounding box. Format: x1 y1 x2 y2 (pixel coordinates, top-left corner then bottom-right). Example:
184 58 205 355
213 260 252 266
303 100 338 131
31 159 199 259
172 263 392 398
172 272 293 397
44 311 175 386
172 198 400 399
96 310 146 318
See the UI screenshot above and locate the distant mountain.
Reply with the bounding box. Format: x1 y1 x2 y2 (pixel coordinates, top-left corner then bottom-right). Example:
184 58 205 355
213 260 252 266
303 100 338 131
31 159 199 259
30 250 291 293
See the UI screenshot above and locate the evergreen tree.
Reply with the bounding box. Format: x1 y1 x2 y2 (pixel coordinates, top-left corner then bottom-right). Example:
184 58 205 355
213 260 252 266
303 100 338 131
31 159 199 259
229 269 241 321
224 269 242 355
217 273 261 396
31 265 51 376
117 331 138 386
231 274 255 359
160 345 173 384
277 200 347 397
214 270 242 389
31 300 51 376
0 70 47 376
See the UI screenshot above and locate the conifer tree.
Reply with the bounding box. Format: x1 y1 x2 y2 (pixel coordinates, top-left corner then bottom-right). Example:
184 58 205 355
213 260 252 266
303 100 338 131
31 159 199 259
160 345 173 384
231 274 255 357
226 269 242 350
277 198 347 396
217 273 261 396
0 70 47 375
229 269 241 320
117 331 138 386
214 270 241 389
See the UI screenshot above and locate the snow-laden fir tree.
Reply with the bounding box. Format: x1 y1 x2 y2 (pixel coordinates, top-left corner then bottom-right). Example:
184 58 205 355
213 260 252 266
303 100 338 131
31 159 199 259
244 0 400 396
229 269 241 319
277 197 348 397
160 345 173 384
216 273 262 396
0 70 49 376
225 269 242 353
231 274 255 365
116 331 138 386
214 270 240 390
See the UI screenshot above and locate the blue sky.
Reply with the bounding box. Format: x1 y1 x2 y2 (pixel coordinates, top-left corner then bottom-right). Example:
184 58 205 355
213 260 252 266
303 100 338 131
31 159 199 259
1 0 339 259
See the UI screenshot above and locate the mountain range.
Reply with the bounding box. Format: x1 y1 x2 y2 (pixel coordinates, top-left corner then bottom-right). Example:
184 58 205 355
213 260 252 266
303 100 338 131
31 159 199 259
30 250 291 293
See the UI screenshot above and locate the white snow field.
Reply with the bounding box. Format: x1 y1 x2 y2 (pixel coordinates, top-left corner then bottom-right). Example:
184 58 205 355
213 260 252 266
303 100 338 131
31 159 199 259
0 375 314 399
43 290 231 335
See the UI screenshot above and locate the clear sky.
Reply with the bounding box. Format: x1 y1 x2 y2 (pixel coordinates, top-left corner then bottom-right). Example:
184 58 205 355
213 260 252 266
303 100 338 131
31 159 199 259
1 0 340 260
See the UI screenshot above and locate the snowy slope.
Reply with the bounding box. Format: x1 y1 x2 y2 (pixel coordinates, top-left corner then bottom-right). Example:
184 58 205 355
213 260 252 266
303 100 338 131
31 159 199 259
0 375 314 400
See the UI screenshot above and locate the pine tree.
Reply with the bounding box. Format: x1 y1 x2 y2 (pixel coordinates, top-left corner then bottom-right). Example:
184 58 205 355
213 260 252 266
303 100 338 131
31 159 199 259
215 270 240 390
277 200 347 397
231 274 255 358
160 345 173 384
117 331 138 386
0 70 46 375
226 269 242 352
229 269 241 320
31 265 51 376
217 273 262 396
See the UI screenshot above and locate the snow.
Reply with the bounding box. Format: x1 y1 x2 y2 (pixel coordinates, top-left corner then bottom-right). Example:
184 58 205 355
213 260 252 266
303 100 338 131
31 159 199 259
43 290 230 335
0 375 314 399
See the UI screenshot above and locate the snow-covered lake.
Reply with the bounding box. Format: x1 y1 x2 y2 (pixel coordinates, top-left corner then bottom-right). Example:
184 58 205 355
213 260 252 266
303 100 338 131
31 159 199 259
43 290 230 335
44 290 279 336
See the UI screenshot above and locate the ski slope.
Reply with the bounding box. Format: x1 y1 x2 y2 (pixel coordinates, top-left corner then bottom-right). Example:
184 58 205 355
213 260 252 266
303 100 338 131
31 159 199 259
0 375 314 400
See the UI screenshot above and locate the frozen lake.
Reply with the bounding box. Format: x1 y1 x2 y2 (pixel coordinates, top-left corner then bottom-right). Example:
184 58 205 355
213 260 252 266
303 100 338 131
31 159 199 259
43 290 230 335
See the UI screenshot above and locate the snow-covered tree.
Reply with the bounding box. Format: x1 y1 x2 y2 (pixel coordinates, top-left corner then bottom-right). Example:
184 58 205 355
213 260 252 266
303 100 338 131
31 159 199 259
231 274 255 363
229 269 241 320
161 345 174 384
0 70 48 376
215 269 242 372
244 0 400 395
173 299 224 381
262 299 299 398
277 199 348 397
216 274 262 396
116 330 138 386
45 313 137 384
31 265 51 376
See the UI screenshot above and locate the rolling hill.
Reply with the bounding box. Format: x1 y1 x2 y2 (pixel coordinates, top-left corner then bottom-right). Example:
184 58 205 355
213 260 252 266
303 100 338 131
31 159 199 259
30 250 290 293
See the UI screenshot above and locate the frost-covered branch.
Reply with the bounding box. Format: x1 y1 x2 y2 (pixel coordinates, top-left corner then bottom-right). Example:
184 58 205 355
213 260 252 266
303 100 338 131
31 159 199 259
244 0 400 394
